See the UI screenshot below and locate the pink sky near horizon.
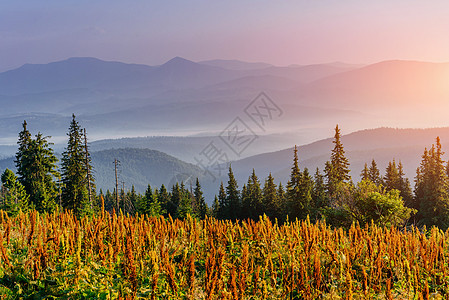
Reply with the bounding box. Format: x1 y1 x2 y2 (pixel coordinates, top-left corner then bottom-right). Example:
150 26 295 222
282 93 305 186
1 1 449 71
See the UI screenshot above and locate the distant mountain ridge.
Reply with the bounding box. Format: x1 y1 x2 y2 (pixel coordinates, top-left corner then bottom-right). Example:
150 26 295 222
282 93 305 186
1 56 449 152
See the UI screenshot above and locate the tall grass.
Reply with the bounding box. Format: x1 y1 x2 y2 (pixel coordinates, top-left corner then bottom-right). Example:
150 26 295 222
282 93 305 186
0 208 447 299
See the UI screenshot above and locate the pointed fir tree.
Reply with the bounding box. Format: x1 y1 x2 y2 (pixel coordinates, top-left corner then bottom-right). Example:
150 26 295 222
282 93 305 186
240 184 248 219
148 189 162 217
16 131 59 213
287 146 312 220
61 114 92 217
166 183 181 217
1 169 30 216
397 161 413 208
159 184 170 217
15 121 32 185
216 182 227 219
277 182 286 221
360 163 370 181
127 185 138 215
384 160 400 192
263 172 280 221
194 178 207 219
311 168 327 220
104 189 114 212
414 137 449 228
176 184 194 219
368 159 382 186
384 159 413 205
137 184 152 215
212 195 220 218
225 165 240 221
325 125 351 196
241 169 263 220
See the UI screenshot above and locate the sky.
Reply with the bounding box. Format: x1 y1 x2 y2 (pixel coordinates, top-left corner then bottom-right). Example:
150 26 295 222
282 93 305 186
1 0 449 72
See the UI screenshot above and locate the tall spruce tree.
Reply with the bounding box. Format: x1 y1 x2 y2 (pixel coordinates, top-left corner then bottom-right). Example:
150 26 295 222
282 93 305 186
263 172 280 221
277 182 286 219
15 124 59 213
311 168 327 220
384 160 413 208
241 169 263 220
61 114 93 216
168 183 181 217
287 146 312 220
414 137 449 228
194 178 208 219
325 125 351 199
158 184 170 217
368 159 382 186
15 121 32 183
397 161 413 207
360 163 370 181
225 165 240 220
1 169 29 216
212 195 220 218
216 182 227 219
176 183 194 219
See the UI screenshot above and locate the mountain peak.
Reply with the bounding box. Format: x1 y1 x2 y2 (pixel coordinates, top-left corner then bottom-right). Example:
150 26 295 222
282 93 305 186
161 56 196 67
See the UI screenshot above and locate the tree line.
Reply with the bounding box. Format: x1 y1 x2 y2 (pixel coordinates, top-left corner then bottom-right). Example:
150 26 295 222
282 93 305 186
1 115 96 217
2 122 449 229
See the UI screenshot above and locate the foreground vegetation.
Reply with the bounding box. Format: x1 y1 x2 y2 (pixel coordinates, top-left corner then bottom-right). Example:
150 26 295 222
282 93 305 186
0 208 447 299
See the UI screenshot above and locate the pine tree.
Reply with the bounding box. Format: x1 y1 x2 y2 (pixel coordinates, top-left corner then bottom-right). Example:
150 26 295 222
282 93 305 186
325 125 350 196
277 182 286 220
1 169 29 216
212 195 220 218
384 160 400 191
397 161 413 207
139 184 162 216
311 168 327 220
120 188 126 213
225 165 240 221
137 184 151 215
414 137 449 228
287 146 312 220
241 169 263 220
368 159 382 186
383 160 412 207
176 183 194 219
15 121 32 184
148 188 162 216
15 128 59 213
194 178 207 219
127 185 138 215
158 185 170 217
104 189 114 212
216 182 227 219
61 114 92 217
263 172 280 221
360 163 369 181
168 183 181 217
241 184 248 219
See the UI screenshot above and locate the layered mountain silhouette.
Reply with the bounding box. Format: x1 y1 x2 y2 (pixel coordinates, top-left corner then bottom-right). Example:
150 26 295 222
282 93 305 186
1 56 449 163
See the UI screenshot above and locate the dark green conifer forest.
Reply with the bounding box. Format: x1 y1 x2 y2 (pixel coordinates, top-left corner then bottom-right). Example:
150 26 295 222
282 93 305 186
3 122 449 230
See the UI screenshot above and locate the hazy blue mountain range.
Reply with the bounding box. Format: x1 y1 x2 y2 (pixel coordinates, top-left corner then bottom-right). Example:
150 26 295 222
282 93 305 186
0 56 378 146
2 56 449 178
